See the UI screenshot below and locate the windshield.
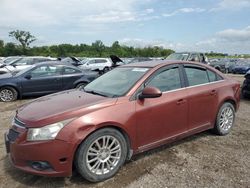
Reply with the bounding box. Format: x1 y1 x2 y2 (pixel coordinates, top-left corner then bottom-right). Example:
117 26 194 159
166 53 189 61
84 67 149 97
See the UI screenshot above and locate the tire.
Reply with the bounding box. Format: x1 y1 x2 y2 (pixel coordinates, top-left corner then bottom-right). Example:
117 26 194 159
75 128 127 182
75 82 87 89
0 87 18 102
103 67 109 73
213 102 235 135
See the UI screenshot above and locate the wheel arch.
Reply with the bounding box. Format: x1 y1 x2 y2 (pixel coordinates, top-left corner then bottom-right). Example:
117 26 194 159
219 97 237 112
73 124 133 169
0 84 21 98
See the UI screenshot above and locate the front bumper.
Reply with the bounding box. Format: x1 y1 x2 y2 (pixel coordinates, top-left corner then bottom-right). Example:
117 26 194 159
5 128 75 177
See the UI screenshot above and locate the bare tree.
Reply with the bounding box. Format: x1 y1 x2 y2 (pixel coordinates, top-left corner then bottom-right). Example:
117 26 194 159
9 30 36 52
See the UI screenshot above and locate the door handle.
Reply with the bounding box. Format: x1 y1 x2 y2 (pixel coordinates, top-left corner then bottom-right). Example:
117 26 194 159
176 99 186 105
210 90 217 96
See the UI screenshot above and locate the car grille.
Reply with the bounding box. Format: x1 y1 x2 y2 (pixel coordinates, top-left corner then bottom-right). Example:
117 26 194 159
7 129 20 142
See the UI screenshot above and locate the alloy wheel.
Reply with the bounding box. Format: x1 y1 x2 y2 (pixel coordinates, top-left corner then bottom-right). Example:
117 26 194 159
0 89 14 102
219 106 234 132
86 135 121 175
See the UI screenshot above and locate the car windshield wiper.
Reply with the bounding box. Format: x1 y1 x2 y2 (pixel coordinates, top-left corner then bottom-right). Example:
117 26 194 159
84 89 109 97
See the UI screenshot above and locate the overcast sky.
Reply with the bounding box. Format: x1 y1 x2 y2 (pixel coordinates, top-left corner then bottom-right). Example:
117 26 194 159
0 0 250 54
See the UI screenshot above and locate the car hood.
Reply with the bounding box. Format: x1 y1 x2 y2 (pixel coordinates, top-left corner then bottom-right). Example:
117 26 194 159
16 89 117 128
0 73 14 79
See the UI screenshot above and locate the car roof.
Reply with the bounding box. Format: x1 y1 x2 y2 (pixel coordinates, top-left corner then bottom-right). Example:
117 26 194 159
122 60 187 68
32 61 78 67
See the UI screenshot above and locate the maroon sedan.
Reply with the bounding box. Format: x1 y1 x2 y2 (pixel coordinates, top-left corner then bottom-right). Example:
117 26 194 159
5 60 240 182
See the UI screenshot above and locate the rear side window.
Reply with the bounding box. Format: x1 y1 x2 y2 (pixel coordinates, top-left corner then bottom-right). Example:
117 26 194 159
185 66 209 86
64 67 81 74
207 70 217 82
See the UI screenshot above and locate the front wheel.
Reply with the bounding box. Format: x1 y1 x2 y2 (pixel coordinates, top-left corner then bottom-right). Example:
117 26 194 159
213 103 235 135
75 128 127 182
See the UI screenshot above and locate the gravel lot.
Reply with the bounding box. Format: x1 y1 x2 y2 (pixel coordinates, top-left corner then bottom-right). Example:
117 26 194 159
0 74 249 188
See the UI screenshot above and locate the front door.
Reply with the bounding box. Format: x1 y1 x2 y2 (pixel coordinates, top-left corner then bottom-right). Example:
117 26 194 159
135 65 188 149
21 65 62 95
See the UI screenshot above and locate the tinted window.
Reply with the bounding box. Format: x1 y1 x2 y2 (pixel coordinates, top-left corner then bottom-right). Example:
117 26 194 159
64 67 81 74
30 65 61 78
147 67 181 92
207 70 217 82
88 60 96 64
96 59 107 63
185 67 209 86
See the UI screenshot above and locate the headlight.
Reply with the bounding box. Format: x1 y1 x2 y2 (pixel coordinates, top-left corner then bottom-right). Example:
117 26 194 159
27 119 73 141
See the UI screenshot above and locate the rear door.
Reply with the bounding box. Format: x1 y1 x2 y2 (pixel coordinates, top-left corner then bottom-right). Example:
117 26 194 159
21 65 63 95
62 66 84 89
182 64 219 131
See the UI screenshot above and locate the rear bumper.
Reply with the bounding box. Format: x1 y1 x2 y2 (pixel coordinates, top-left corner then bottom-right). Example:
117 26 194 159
5 131 74 177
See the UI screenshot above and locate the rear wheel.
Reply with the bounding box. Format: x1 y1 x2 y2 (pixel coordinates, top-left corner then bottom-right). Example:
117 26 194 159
76 82 87 89
75 128 127 182
213 102 235 135
0 87 18 102
103 67 110 73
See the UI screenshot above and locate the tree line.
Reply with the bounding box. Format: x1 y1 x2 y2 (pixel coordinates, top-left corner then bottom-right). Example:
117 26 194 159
0 30 174 58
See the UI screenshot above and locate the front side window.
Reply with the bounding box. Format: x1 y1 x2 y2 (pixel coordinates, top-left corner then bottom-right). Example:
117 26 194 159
146 67 181 92
185 66 209 86
96 59 107 63
29 65 61 78
87 60 96 64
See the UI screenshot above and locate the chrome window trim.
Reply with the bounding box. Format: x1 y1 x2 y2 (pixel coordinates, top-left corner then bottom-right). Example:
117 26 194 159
161 80 225 94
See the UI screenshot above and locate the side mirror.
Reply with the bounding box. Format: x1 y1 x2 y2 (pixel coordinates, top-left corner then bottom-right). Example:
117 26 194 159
24 74 32 80
139 87 162 99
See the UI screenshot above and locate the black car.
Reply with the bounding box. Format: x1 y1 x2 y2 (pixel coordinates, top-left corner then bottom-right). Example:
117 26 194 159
0 62 99 102
242 71 250 98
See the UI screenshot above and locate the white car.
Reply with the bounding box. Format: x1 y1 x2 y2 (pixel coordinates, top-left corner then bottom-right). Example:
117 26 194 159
79 58 113 73
0 56 56 74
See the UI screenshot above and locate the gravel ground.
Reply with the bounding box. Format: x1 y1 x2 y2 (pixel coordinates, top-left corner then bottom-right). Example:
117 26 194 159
0 74 249 188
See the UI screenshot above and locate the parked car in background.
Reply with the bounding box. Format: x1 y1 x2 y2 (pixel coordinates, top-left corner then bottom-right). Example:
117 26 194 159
127 57 153 64
208 59 226 73
0 56 56 74
242 70 250 98
0 62 99 102
79 56 123 73
166 52 208 64
60 57 83 67
232 61 250 74
1 56 22 65
5 60 240 182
